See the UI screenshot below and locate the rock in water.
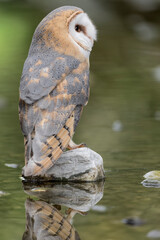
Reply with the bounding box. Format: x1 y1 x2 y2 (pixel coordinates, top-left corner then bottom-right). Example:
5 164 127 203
147 230 160 238
23 147 105 182
47 147 105 182
141 170 160 188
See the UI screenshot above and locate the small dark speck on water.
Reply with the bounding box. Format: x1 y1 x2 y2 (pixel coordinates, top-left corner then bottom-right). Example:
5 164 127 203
122 217 145 226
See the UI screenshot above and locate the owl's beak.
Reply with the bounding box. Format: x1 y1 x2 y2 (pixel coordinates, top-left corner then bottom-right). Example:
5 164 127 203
78 42 92 52
75 39 93 52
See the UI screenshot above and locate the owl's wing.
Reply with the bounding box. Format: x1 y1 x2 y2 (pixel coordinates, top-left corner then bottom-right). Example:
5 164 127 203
19 54 82 136
20 54 80 105
19 55 89 176
22 77 87 176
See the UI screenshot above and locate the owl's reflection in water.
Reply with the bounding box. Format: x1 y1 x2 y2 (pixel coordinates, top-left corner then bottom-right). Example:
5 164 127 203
22 198 81 240
22 181 104 240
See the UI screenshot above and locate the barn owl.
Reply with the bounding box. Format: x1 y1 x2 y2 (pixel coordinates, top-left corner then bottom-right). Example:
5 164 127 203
19 6 97 177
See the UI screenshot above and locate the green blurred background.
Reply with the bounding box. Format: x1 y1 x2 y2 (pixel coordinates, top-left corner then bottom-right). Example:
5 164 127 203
1 0 160 239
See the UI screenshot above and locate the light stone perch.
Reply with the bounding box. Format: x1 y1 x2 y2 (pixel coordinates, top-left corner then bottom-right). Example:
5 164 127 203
22 147 105 182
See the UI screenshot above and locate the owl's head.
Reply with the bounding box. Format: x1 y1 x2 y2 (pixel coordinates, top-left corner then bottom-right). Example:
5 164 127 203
68 10 97 57
30 6 97 60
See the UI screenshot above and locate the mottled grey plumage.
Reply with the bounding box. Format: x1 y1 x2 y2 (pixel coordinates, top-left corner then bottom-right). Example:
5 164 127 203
20 51 88 134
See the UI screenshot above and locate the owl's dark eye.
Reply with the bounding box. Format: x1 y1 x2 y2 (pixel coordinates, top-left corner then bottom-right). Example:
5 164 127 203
75 25 87 35
75 24 82 32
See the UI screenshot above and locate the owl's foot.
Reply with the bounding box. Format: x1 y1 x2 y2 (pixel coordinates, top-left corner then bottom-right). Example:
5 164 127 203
67 139 87 150
65 208 87 223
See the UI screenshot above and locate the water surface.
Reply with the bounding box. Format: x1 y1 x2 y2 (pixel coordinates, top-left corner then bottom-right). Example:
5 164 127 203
0 2 160 240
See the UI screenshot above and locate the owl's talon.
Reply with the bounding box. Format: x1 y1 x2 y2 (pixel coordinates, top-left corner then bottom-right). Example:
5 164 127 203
78 143 87 148
67 139 87 150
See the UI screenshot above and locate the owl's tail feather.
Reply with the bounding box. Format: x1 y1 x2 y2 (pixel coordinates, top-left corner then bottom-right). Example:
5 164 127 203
24 134 32 165
24 128 36 165
24 112 75 176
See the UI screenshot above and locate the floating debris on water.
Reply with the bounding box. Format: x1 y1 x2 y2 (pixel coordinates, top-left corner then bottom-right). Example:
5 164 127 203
147 230 160 238
155 111 160 121
20 176 25 181
0 97 7 109
0 191 9 197
31 188 46 192
152 66 160 82
112 120 123 132
141 171 160 188
91 205 107 213
144 171 160 180
121 217 145 226
5 163 18 169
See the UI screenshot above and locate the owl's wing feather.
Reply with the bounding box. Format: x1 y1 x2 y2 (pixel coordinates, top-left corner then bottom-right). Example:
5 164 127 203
31 109 76 176
23 85 85 176
20 54 80 105
20 54 89 176
24 105 81 176
19 54 82 136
